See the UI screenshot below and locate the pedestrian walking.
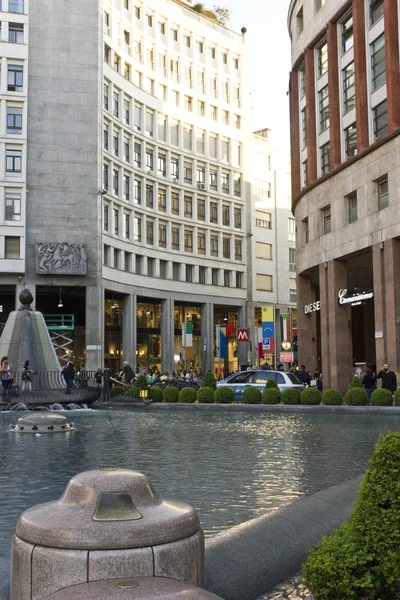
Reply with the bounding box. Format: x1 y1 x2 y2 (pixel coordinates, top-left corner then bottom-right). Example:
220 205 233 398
120 361 134 383
377 364 397 396
0 356 13 400
362 368 376 402
62 360 75 394
21 360 35 393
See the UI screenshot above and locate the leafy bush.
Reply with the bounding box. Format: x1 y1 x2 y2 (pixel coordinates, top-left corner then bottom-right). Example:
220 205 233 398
302 432 400 599
149 386 163 402
281 388 301 405
179 387 197 403
214 386 234 404
135 375 148 390
301 388 321 405
201 372 216 390
110 386 124 398
124 387 140 399
265 378 278 389
322 388 343 406
348 376 362 390
262 387 281 404
197 387 214 403
345 387 369 406
394 388 400 406
371 388 393 406
162 386 180 403
242 387 261 404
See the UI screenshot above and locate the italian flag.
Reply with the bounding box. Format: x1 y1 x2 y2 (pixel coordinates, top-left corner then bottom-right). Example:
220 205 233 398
182 322 193 359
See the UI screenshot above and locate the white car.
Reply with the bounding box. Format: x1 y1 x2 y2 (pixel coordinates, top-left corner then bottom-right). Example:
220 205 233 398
216 370 305 402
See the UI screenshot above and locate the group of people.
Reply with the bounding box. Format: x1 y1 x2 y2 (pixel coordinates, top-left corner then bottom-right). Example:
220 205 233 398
362 364 397 399
0 357 35 395
117 361 200 385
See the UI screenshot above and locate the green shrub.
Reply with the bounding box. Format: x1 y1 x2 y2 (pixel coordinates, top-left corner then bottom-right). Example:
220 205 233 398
124 386 140 399
301 387 321 405
322 388 343 406
371 388 393 406
135 375 148 390
348 376 362 390
201 372 216 390
302 432 400 600
110 386 124 398
262 387 281 404
281 388 301 405
214 386 234 404
242 386 261 404
394 388 400 406
345 387 368 406
197 387 214 403
265 378 278 389
162 386 180 403
179 387 197 403
149 386 163 402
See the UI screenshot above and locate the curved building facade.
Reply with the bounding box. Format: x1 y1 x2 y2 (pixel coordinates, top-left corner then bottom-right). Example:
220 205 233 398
288 0 400 390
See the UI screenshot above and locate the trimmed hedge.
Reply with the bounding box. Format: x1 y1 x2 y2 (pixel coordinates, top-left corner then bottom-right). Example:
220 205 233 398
281 388 301 405
301 388 321 406
394 388 400 406
242 387 261 404
371 388 393 406
197 387 215 404
265 378 279 389
149 386 163 402
214 386 234 404
178 387 197 403
302 432 400 599
201 372 216 390
348 376 362 390
345 387 369 406
322 388 343 406
110 386 125 398
262 387 281 404
124 387 140 399
162 386 180 403
135 375 148 390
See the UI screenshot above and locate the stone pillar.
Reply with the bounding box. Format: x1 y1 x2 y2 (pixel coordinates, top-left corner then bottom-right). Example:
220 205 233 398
85 285 103 370
122 293 135 367
305 47 317 184
289 70 301 198
297 274 318 371
353 0 369 151
201 302 214 374
161 298 174 373
384 0 400 132
319 260 351 392
327 22 341 169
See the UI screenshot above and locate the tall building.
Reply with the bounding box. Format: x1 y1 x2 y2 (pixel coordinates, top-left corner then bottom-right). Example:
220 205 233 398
288 0 400 391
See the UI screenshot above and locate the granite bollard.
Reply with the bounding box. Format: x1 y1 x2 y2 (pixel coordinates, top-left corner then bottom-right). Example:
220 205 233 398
10 469 205 600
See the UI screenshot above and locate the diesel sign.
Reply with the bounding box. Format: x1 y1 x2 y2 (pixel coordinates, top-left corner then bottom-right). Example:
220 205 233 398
304 301 321 314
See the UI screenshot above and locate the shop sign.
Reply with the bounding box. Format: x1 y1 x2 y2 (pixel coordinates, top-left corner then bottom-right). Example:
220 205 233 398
237 328 249 342
338 289 374 307
304 301 320 315
280 351 294 363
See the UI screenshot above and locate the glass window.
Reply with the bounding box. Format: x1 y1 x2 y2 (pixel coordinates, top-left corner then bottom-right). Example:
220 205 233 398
300 68 305 98
256 242 272 260
103 204 109 231
158 153 166 177
345 123 357 158
221 173 229 194
199 266 206 284
124 213 130 239
184 162 192 184
371 34 386 91
4 236 20 259
348 193 357 223
316 0 326 11
134 216 142 243
255 211 272 229
256 274 273 291
7 105 22 134
123 174 130 200
183 125 192 151
370 0 384 25
184 195 193 217
197 198 205 221
198 232 206 255
158 188 166 212
222 204 230 226
373 100 388 139
172 226 180 250
6 148 22 175
319 85 329 132
212 268 219 285
289 248 296 271
170 119 179 146
301 108 306 149
288 218 296 242
378 177 389 210
8 23 23 43
171 191 180 215
210 202 218 224
209 170 217 190
9 1 24 14
318 42 328 77
342 15 353 54
343 62 355 113
210 235 218 256
170 157 179 180
146 220 154 245
7 64 23 92
186 265 193 283
184 95 192 111
134 142 141 167
5 192 21 221
223 237 230 259
323 207 331 234
297 6 304 34
113 208 119 235
234 240 242 261
184 229 193 252
159 223 167 248
234 208 242 229
146 184 153 208
196 129 205 154
134 179 141 204
224 270 231 287
320 142 330 175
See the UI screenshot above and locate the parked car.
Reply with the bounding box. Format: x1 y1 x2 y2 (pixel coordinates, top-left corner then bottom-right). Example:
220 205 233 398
216 370 305 402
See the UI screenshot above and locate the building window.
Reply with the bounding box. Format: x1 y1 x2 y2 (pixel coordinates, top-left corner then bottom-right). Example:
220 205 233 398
210 235 218 257
159 223 167 248
288 218 296 242
186 265 193 283
134 179 141 205
113 130 119 156
113 208 119 236
184 195 193 218
301 108 306 149
319 85 329 132
184 95 192 112
212 268 219 286
222 205 230 227
255 211 272 229
134 104 141 130
234 240 242 261
5 192 21 221
146 220 154 245
114 53 121 73
158 21 165 35
7 64 23 92
302 160 308 188
323 207 331 234
373 100 388 139
342 15 353 54
146 184 153 208
184 163 192 184
9 1 24 14
300 68 305 98
297 6 304 35
104 44 110 64
145 149 153 171
370 0 384 25
224 271 231 287
113 90 119 118
171 191 180 215
184 230 193 252
4 236 20 259
172 227 180 250
210 105 217 121
256 242 272 260
104 82 109 111
234 114 241 129
9 22 23 43
343 63 355 113
103 204 109 232
6 148 22 175
199 266 206 284
210 202 218 224
210 170 217 190
320 142 330 175
256 274 273 292
304 218 309 243
183 125 192 151
377 177 389 210
134 142 141 167
221 173 229 194
170 28 178 42
124 63 130 80
146 13 153 27
197 198 205 221
198 232 206 255
318 42 328 77
197 100 205 116
196 129 205 154
223 237 230 259
290 279 297 303
236 272 242 288
7 106 22 134
196 40 204 54
171 157 179 180
371 34 386 91
222 109 229 125
345 123 357 158
348 192 358 223
123 174 130 201
316 0 326 10
134 217 142 243
158 154 166 177
197 166 205 184
183 34 191 48
158 188 166 212
289 248 296 271
103 163 109 190
234 208 242 229
124 213 130 239
123 136 130 161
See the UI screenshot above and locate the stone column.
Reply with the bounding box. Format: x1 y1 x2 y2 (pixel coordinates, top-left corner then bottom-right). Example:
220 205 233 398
327 22 341 169
201 302 214 374
297 274 318 371
384 0 400 132
289 70 301 198
122 293 135 367
353 0 369 151
161 298 174 373
305 47 317 184
85 285 103 370
319 260 351 392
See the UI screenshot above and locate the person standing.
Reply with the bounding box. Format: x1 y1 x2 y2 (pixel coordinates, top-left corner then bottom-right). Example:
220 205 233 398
21 360 35 393
120 361 134 384
62 360 75 394
377 364 397 394
297 365 311 386
362 368 376 402
0 357 13 400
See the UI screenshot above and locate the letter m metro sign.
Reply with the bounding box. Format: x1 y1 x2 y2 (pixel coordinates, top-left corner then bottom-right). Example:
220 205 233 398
236 329 249 342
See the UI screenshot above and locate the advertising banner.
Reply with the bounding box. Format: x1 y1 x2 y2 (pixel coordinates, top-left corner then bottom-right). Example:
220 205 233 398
261 306 275 354
280 351 294 363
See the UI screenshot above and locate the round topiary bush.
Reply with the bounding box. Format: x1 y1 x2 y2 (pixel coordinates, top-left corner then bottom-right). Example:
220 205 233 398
301 387 322 405
201 372 216 390
162 386 180 403
214 386 234 404
262 387 281 404
197 387 214 403
371 388 393 406
281 388 301 405
124 386 140 399
135 375 148 390
345 387 369 406
348 376 362 390
394 388 400 406
322 388 343 406
149 386 163 402
265 378 279 389
242 386 261 404
178 387 197 403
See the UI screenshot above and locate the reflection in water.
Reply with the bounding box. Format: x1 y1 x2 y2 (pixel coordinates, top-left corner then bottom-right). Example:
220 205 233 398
0 409 399 558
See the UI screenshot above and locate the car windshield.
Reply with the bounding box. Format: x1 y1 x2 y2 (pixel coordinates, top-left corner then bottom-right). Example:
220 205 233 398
287 373 301 384
227 372 254 383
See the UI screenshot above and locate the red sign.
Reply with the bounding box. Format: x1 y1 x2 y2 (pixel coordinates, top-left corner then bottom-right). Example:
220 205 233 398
280 351 294 363
237 328 249 342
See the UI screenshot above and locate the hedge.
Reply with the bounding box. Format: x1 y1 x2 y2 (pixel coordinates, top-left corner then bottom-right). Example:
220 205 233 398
345 387 369 406
162 386 180 403
371 388 393 406
265 378 279 389
301 388 321 406
262 387 281 404
242 387 261 404
348 376 362 390
110 386 125 398
302 432 400 599
178 387 197 403
201 372 216 390
281 388 301 405
135 375 148 390
197 387 214 404
394 388 400 406
124 387 140 399
214 386 234 404
322 388 343 406
149 386 163 402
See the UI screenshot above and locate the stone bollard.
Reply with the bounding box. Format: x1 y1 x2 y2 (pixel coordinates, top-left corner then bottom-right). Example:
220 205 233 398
11 469 204 600
42 577 225 599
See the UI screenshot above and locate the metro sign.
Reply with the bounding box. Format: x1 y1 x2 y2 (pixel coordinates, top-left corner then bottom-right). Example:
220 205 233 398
236 328 250 342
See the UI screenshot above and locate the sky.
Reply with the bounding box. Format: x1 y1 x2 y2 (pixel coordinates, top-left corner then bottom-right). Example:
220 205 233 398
223 0 292 149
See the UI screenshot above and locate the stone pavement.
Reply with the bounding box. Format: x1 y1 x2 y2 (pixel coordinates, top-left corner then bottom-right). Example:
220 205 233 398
257 575 312 600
